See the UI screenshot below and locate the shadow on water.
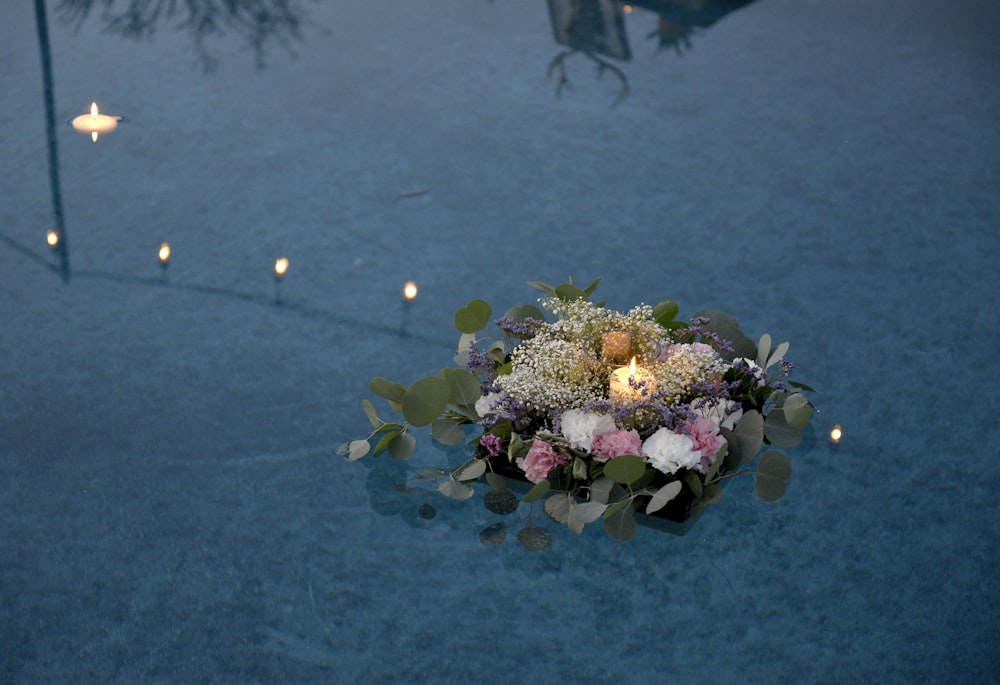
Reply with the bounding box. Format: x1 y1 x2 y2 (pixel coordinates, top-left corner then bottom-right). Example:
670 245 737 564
54 0 316 71
545 0 758 102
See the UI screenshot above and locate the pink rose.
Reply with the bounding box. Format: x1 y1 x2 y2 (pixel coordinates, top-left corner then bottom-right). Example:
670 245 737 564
685 417 727 473
516 438 568 484
590 428 642 460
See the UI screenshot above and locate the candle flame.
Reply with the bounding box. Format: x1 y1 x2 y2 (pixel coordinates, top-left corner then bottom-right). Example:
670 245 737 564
830 424 843 444
402 281 418 301
91 102 99 118
46 229 60 248
274 257 289 277
158 242 171 264
628 356 637 376
91 131 98 142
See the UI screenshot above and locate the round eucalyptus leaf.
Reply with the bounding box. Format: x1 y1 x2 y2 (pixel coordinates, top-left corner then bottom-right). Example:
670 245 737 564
782 393 814 430
454 299 492 333
755 450 792 502
645 480 683 515
431 419 466 446
401 376 449 427
387 432 415 459
652 300 679 327
479 522 507 545
485 472 507 490
369 377 406 404
724 410 764 464
438 367 483 406
517 526 552 551
521 480 550 503
764 410 803 448
504 304 546 328
544 492 572 524
603 503 638 541
602 454 647 486
438 480 475 500
456 459 487 482
484 489 520 515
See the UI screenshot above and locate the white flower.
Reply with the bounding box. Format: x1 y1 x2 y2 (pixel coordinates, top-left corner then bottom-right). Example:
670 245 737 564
560 409 616 453
693 399 744 431
737 358 767 387
641 428 700 474
475 391 503 418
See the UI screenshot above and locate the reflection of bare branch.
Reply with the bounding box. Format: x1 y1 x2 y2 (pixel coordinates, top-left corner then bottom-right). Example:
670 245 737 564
55 0 312 71
547 48 629 105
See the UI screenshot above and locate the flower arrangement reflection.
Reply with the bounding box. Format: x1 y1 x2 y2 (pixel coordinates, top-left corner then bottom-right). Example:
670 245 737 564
341 278 815 546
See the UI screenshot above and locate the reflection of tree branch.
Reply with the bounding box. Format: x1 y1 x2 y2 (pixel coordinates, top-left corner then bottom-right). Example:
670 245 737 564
55 0 313 71
547 49 629 105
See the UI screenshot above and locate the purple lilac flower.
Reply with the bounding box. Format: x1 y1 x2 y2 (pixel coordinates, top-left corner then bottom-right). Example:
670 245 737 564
480 433 503 457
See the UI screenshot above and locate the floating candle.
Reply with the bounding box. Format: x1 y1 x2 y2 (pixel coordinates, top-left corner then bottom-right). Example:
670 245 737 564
402 281 418 301
274 257 289 278
610 356 656 402
71 102 121 142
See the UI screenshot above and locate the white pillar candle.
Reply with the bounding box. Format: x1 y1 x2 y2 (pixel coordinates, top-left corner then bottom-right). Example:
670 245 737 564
610 357 656 402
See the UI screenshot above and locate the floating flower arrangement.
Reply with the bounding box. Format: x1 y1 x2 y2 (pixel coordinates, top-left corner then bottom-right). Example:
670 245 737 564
340 278 815 548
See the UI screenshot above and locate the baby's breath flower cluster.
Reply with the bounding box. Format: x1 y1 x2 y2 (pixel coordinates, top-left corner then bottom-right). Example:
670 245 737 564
653 344 729 406
495 297 674 419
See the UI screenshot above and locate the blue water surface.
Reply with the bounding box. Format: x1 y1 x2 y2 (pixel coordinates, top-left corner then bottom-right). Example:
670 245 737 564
1 1 997 682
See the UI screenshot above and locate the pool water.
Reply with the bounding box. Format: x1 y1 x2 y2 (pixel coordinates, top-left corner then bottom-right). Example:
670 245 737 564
1 0 997 682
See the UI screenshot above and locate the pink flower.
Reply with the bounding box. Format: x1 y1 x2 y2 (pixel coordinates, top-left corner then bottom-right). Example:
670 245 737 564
685 417 727 473
591 428 642 460
480 434 502 458
516 438 568 484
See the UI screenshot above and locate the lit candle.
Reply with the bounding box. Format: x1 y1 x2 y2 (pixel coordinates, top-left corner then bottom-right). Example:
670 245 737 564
158 242 171 265
71 102 122 142
610 356 656 402
274 257 289 278
46 229 60 249
829 424 843 444
402 281 418 301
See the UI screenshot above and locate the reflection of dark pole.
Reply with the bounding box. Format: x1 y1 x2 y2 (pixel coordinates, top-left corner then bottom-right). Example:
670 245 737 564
34 0 70 281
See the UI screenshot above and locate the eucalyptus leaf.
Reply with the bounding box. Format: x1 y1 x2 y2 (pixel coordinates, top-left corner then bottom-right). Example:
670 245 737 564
505 304 546 328
387 432 415 459
342 439 371 461
439 367 482 406
682 470 703 498
373 430 401 456
521 480 551 503
692 309 757 361
602 454 647 486
722 410 764 464
414 467 448 481
782 393 814 430
554 283 586 301
702 483 724 504
756 333 771 369
362 399 380 429
764 410 804 448
567 501 607 533
431 419 466 446
456 459 488 481
645 480 683 514
438 480 475 500
652 300 680 327
603 503 638 541
369 377 406 404
485 473 507 490
400 376 449 427
454 299 492 334
589 476 614 504
572 456 589 480
527 281 557 296
705 443 727 482
581 277 601 297
766 341 790 371
453 332 478 367
544 493 572 524
755 450 792 501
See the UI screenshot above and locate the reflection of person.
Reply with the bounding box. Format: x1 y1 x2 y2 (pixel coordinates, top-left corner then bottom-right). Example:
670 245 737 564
563 0 611 54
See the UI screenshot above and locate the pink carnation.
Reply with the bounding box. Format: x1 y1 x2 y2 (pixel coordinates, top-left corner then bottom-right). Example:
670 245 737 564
685 417 727 473
590 428 642 460
516 438 568 484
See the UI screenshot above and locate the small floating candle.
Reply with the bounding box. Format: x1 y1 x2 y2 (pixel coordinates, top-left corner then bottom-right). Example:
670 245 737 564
71 102 122 142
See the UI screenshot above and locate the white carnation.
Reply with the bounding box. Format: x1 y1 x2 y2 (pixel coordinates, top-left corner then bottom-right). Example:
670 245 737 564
475 391 503 418
559 409 616 453
641 428 700 474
